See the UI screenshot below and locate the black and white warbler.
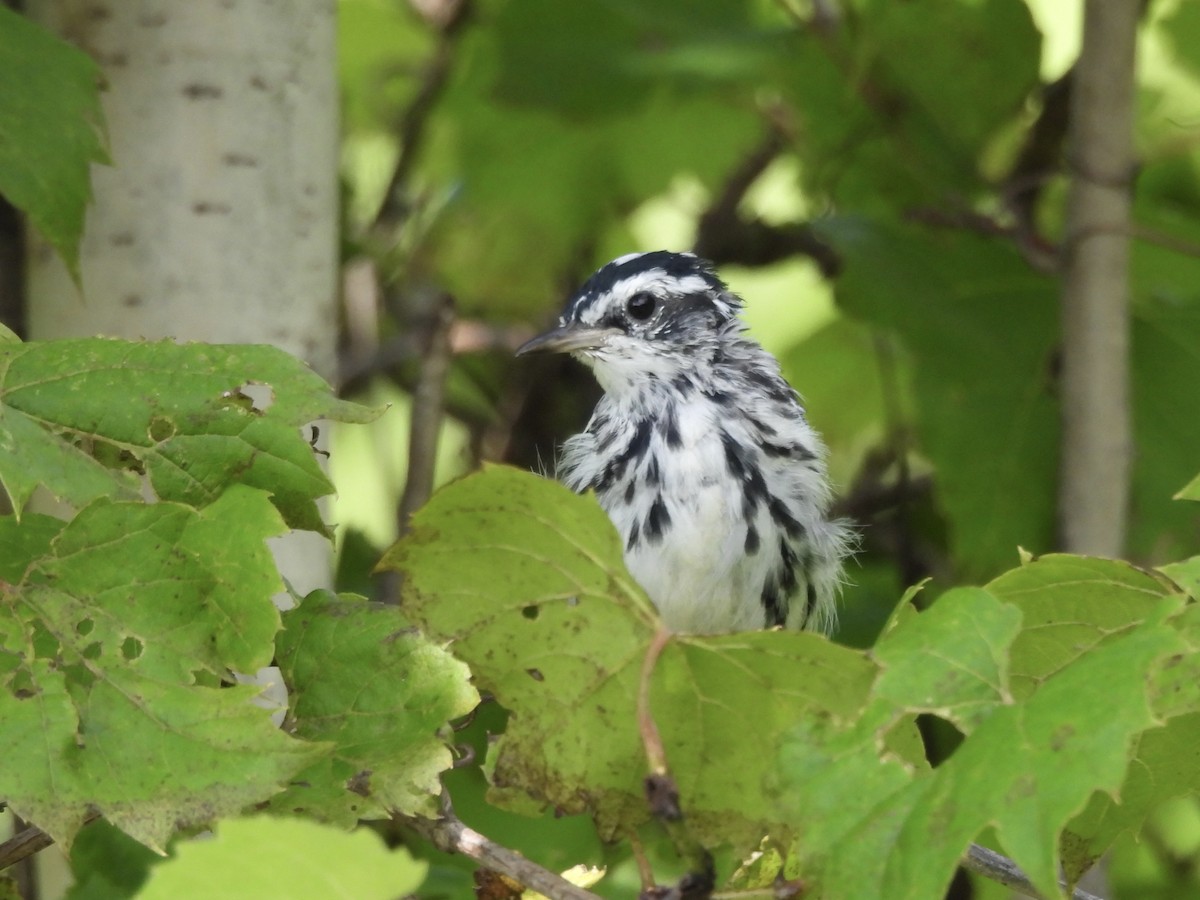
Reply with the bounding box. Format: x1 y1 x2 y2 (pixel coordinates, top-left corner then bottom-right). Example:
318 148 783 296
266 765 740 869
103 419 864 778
518 251 850 634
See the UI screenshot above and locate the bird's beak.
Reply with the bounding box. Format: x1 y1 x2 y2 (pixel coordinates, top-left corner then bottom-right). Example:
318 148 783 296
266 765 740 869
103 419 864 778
515 323 621 357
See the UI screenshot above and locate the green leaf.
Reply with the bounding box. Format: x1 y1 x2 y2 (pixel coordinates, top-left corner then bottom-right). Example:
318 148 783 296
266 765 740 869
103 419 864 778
782 607 1182 899
863 0 1040 168
0 513 61 583
781 586 1016 878
987 555 1181 698
1178 473 1200 502
1061 604 1200 880
26 487 286 680
870 587 1022 733
136 816 427 900
780 316 910 484
1 665 321 851
1065 713 1200 883
1160 556 1200 600
987 558 1199 882
826 217 1060 577
0 490 322 849
489 0 769 116
0 6 107 279
64 819 157 900
273 590 479 824
381 465 879 853
1159 1 1200 80
782 0 1039 208
0 339 378 530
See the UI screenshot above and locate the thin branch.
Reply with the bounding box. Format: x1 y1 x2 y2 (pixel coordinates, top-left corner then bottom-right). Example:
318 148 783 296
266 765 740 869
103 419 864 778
1057 0 1139 556
372 0 471 233
0 812 99 873
693 128 842 278
1001 71 1073 273
964 843 1104 900
11 815 38 900
399 808 601 900
1131 221 1200 259
397 291 455 533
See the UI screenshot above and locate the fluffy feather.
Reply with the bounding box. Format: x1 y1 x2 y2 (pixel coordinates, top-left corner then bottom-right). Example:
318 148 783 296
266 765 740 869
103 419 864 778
531 251 851 634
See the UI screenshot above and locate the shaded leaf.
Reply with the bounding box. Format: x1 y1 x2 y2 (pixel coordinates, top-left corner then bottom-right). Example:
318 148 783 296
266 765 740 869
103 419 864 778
273 590 479 823
0 7 107 278
137 816 427 900
826 217 1059 577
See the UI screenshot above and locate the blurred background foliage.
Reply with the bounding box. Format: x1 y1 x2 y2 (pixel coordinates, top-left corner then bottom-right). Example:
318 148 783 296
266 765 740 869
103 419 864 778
327 0 1200 895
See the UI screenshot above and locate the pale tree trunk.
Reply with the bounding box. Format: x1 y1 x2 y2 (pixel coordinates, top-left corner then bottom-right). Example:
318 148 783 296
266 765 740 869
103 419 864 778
1057 0 1138 557
24 0 339 595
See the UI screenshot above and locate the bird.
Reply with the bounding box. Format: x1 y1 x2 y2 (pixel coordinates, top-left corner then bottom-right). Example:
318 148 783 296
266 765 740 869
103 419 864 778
517 250 851 634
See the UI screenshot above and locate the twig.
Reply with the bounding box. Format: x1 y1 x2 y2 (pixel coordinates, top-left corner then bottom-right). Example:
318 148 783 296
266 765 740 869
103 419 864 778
397 290 455 533
693 128 842 278
635 629 715 897
0 823 51 875
0 812 99 873
373 0 471 233
1057 0 1139 556
12 815 38 900
1002 71 1073 273
963 843 1103 900
1131 221 1200 259
399 808 601 900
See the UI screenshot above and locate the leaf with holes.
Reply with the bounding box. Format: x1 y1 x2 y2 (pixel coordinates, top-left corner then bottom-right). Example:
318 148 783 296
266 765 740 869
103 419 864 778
272 590 480 824
0 487 321 849
0 338 378 531
380 464 881 854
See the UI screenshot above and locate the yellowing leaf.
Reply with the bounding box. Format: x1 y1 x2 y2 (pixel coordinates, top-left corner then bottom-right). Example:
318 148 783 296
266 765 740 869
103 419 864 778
381 465 878 852
137 816 426 900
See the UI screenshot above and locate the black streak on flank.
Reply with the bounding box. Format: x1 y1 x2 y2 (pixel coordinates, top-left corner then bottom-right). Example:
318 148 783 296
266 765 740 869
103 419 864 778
591 414 617 453
703 386 735 407
744 523 760 555
744 463 768 511
627 520 641 552
761 579 786 627
763 441 815 461
645 454 661 488
623 481 636 504
671 373 694 397
778 540 799 596
720 430 747 479
745 367 795 404
659 404 682 448
768 496 806 538
626 419 653 464
596 419 652 492
645 496 671 543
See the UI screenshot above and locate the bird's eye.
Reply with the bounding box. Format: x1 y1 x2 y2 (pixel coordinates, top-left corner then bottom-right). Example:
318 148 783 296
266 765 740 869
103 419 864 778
627 292 657 321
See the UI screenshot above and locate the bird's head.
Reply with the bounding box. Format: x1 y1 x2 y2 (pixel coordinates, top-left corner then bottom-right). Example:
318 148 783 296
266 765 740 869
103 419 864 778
516 251 743 390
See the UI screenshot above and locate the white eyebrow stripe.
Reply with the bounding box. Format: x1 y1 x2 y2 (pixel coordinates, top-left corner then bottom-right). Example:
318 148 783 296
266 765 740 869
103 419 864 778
612 251 647 265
